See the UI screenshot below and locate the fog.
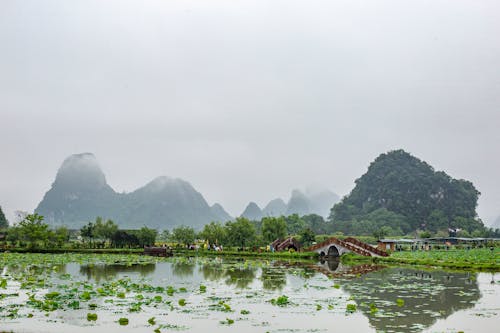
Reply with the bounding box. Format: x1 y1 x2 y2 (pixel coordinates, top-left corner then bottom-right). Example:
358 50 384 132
1 0 499 224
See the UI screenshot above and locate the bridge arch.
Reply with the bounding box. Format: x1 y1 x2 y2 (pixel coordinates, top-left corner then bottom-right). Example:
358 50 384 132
327 245 340 257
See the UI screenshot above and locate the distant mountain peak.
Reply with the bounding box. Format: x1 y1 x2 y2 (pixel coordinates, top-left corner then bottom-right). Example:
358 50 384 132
260 188 339 218
36 153 231 229
263 198 287 217
241 202 263 220
211 203 232 222
54 152 108 190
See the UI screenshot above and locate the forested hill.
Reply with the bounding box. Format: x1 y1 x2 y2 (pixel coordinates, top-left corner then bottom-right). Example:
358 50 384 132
329 150 484 236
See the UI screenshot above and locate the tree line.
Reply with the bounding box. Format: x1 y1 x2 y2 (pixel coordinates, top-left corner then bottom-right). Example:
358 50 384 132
0 212 332 250
163 214 327 249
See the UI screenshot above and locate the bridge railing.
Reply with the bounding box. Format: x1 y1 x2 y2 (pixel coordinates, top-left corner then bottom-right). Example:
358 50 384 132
344 237 389 257
306 237 373 257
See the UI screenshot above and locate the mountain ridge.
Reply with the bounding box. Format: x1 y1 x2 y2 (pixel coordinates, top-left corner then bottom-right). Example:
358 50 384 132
35 153 231 229
240 188 340 220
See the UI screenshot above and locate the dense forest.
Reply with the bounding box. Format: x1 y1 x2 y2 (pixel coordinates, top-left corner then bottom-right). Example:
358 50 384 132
329 150 486 236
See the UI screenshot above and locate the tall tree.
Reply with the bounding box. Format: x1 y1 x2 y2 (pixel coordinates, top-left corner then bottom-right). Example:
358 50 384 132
0 206 8 229
12 213 49 248
261 217 287 243
225 217 256 249
285 214 306 235
171 226 196 246
80 222 95 247
199 221 226 245
135 226 158 247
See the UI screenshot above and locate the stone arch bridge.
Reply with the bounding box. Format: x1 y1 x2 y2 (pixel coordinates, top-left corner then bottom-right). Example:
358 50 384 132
306 237 389 258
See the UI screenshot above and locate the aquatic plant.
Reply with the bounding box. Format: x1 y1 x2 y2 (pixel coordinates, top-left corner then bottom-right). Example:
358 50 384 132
118 317 129 325
87 313 98 321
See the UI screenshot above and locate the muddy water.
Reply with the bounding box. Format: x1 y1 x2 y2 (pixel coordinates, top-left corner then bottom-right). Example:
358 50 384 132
0 255 498 332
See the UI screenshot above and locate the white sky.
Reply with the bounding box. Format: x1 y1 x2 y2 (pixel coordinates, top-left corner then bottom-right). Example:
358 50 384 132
1 0 499 225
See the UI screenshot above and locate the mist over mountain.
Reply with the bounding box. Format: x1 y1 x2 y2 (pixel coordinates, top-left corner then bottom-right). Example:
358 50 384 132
262 198 287 217
35 153 230 229
286 190 311 216
241 188 340 220
305 187 341 217
210 203 233 222
240 202 264 221
493 216 500 229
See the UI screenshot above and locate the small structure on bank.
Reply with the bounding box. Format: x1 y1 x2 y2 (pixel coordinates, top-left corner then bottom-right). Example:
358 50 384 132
377 237 498 251
271 237 301 252
143 246 173 257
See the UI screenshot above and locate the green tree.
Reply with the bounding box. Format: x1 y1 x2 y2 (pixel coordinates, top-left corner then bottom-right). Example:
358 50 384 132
261 216 287 243
135 226 158 246
171 226 196 247
299 227 316 247
93 217 118 246
11 213 49 248
199 221 226 245
302 214 331 234
80 222 95 247
49 226 69 248
372 225 396 240
111 230 139 248
285 214 306 235
225 217 256 249
158 229 171 242
0 206 8 229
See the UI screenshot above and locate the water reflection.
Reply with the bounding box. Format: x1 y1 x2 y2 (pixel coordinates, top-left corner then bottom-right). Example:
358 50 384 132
199 261 226 281
171 260 196 277
341 268 482 332
79 263 155 282
223 265 257 289
320 257 341 271
261 267 287 290
0 255 494 333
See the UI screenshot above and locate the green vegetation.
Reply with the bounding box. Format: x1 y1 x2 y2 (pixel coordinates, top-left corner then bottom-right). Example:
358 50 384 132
6 213 69 249
118 317 129 325
171 226 196 247
329 150 489 237
225 218 256 249
270 295 290 306
0 205 8 229
346 303 357 312
198 222 226 245
261 217 287 243
87 313 98 321
0 252 496 332
3 214 157 250
342 248 500 271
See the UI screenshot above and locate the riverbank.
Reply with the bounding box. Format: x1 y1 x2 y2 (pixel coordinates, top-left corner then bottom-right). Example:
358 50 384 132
1 247 319 259
3 247 499 271
342 248 500 271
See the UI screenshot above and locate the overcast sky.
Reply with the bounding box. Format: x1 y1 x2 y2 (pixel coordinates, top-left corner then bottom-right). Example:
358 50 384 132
1 0 499 225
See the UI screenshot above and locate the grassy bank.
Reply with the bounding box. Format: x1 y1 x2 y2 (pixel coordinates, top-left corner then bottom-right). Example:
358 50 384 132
1 247 319 259
2 248 144 254
3 247 499 270
342 248 500 271
173 248 319 259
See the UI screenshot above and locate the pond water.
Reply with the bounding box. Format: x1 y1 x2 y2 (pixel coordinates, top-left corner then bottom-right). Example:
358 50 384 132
0 254 498 332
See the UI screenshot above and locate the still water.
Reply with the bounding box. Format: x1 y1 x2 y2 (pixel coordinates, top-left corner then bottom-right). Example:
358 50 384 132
0 255 498 332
